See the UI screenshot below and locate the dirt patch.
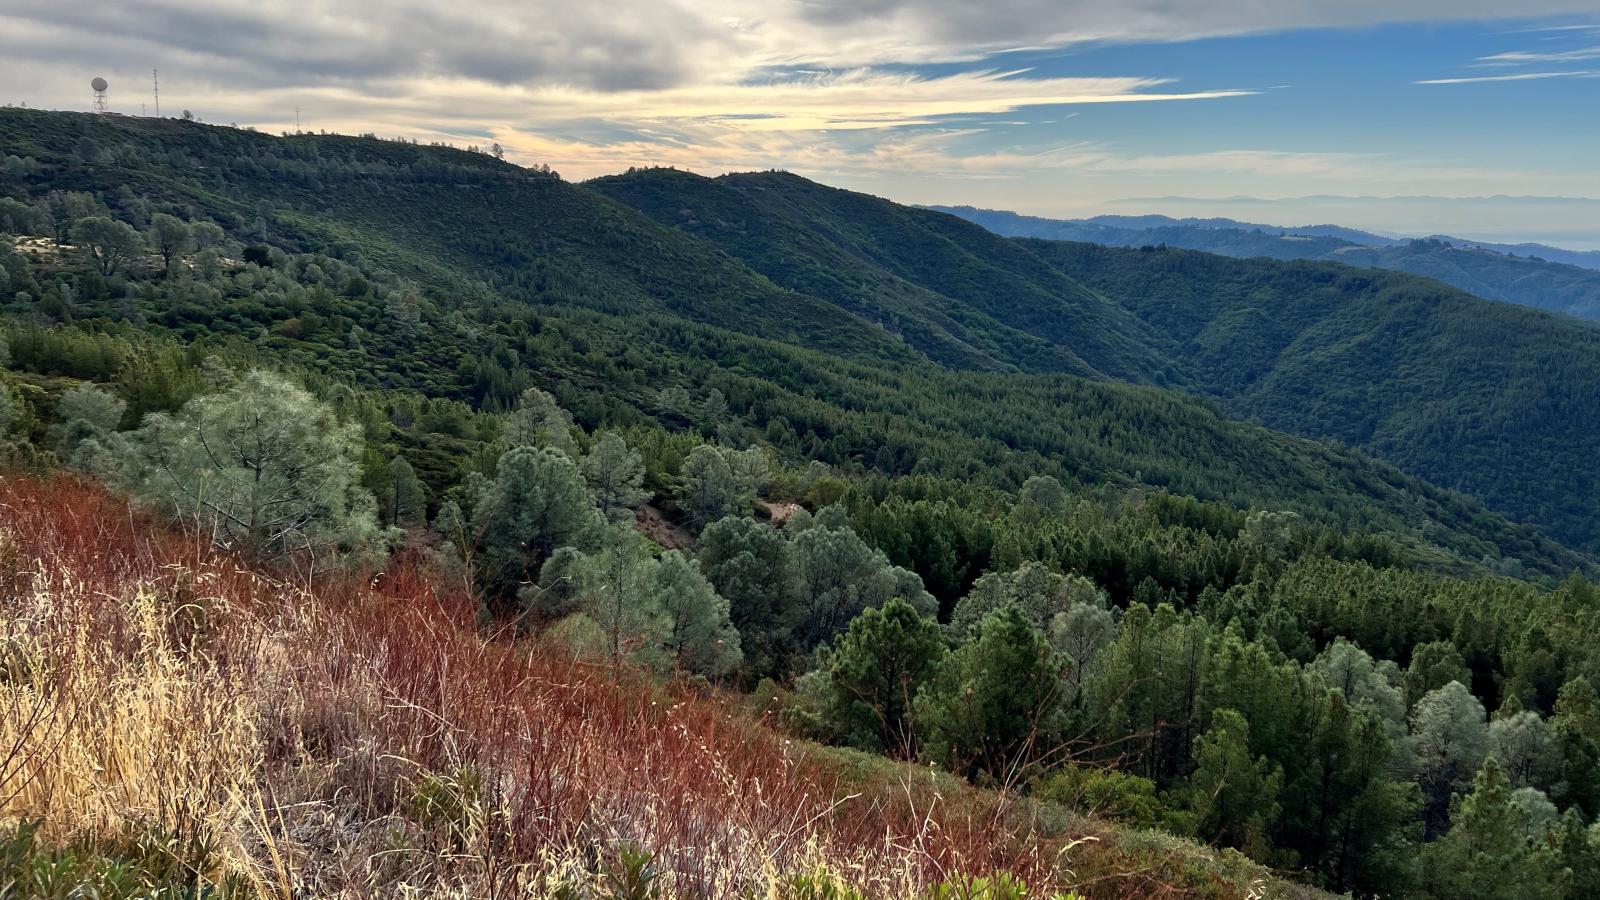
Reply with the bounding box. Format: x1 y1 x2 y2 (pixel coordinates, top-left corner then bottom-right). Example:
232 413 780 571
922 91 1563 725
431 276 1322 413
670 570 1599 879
759 500 801 526
635 503 693 551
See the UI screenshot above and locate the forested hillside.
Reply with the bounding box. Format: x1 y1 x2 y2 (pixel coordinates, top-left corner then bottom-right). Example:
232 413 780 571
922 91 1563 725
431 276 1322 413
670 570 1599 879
592 170 1600 554
935 205 1600 322
1028 241 1600 554
0 108 1574 572
588 168 1168 380
8 108 1600 898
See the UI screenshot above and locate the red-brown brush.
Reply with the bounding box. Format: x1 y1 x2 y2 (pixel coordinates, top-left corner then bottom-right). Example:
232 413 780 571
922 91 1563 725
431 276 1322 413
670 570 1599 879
0 473 1249 898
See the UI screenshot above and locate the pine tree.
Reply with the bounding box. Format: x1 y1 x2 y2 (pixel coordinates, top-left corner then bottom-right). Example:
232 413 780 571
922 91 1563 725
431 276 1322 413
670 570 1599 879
1187 708 1282 862
382 454 428 528
582 431 649 523
679 444 749 530
125 370 379 564
1420 757 1562 900
817 598 946 757
571 526 662 668
473 446 602 601
655 550 741 677
503 387 576 455
916 605 1065 782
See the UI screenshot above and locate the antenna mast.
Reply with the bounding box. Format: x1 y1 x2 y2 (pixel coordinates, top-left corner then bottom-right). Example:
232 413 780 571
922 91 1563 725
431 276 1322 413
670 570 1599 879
153 69 160 117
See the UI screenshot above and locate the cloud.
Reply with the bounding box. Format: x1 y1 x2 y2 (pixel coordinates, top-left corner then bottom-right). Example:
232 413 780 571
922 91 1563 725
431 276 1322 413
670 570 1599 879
1425 20 1600 84
0 0 734 92
1477 46 1600 64
760 1 1600 65
1417 69 1600 83
5 1 1598 100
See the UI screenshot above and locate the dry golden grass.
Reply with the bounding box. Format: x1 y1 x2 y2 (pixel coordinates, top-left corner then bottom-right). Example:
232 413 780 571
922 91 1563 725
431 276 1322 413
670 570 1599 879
0 475 1305 899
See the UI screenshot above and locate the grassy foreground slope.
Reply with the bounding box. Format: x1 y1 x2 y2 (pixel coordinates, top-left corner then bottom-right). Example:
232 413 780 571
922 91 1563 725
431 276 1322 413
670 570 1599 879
0 474 1322 899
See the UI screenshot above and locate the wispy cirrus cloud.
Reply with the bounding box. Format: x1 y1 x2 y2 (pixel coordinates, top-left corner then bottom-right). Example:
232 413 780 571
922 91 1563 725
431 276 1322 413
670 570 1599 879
1477 46 1600 64
1418 69 1600 83
1422 17 1600 84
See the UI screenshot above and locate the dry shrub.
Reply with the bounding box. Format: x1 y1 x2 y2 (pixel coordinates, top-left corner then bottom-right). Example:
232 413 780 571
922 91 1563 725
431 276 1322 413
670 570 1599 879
0 474 1274 899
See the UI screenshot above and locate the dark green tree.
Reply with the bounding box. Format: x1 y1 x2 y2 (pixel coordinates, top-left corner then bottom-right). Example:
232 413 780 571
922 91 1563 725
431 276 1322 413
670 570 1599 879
473 446 603 602
916 605 1065 782
381 454 428 528
1187 707 1282 862
1420 756 1562 900
816 598 946 757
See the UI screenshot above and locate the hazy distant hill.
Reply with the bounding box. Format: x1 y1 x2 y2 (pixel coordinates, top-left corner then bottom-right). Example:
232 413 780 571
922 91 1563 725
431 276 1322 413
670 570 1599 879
932 205 1600 321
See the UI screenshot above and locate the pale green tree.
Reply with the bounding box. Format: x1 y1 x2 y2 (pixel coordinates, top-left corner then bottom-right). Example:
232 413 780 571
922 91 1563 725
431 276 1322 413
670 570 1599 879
726 445 772 500
572 526 663 667
503 387 577 455
1309 638 1410 761
655 550 741 677
1405 641 1472 708
1016 474 1069 521
582 431 649 523
949 562 1104 639
190 221 226 251
679 444 751 530
1491 711 1560 790
697 388 728 425
1509 786 1560 840
126 370 381 564
381 454 428 528
1241 509 1303 560
147 213 192 269
782 517 935 656
1048 603 1119 704
48 382 125 468
74 216 144 275
0 381 23 439
44 190 99 246
1412 681 1490 837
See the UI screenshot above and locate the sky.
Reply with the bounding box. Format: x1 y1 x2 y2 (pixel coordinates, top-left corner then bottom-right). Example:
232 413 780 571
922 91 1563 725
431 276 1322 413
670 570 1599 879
3 1 1600 246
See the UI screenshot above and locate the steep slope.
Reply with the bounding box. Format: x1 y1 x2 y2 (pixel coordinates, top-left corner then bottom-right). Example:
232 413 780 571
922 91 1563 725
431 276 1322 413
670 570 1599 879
0 110 917 367
1026 240 1600 552
588 169 1173 382
1327 241 1600 321
936 206 1600 322
0 109 1587 573
596 175 1600 554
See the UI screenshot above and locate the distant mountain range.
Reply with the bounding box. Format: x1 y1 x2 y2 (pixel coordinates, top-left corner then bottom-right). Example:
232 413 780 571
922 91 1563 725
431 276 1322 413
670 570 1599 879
930 206 1600 322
